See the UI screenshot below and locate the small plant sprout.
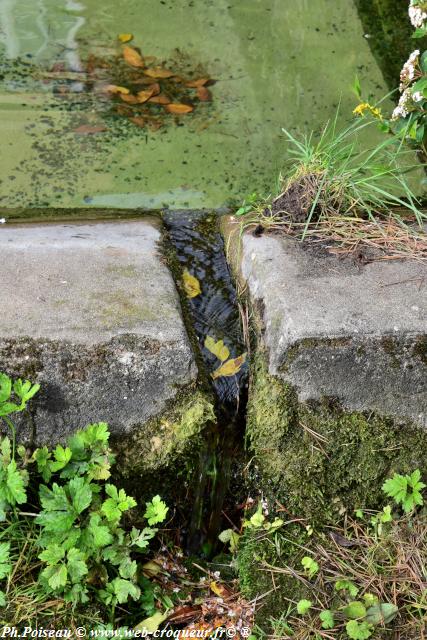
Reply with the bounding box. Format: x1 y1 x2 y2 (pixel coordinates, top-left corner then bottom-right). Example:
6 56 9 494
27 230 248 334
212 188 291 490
296 599 312 615
301 556 319 579
382 469 425 513
346 620 374 640
319 609 335 630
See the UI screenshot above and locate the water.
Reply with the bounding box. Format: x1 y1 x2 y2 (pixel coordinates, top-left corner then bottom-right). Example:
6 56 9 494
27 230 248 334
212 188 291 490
0 0 389 211
165 211 247 551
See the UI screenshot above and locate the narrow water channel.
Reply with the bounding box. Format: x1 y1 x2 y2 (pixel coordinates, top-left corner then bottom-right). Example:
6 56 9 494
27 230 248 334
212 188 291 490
165 211 248 553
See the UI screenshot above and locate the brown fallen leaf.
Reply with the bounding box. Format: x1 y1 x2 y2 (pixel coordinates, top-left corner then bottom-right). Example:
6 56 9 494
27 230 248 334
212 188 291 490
197 86 212 101
122 45 144 68
73 124 107 135
144 67 175 78
148 94 171 105
211 353 247 380
129 116 146 128
118 33 133 43
104 84 130 95
185 77 210 88
166 606 202 625
166 103 193 114
136 88 155 103
120 93 139 104
149 82 160 95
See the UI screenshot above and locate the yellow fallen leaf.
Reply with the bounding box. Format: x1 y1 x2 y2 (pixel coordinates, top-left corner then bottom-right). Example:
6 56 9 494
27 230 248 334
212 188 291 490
104 84 129 95
134 611 167 633
182 269 201 298
118 33 133 43
122 45 144 68
210 581 227 597
204 336 230 362
211 353 247 380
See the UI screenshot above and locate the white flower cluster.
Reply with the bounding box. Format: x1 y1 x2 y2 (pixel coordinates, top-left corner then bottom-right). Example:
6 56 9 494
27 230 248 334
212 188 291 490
392 88 414 119
409 1 427 28
399 49 420 90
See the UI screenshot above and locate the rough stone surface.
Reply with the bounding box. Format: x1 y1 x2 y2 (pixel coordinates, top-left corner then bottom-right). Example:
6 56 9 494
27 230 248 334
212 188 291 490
0 220 198 444
239 230 427 426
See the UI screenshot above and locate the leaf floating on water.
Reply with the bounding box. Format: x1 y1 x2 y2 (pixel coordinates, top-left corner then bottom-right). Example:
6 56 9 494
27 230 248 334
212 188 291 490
165 103 193 114
197 86 212 102
122 45 144 68
204 336 230 362
129 116 146 128
104 84 130 95
73 124 107 135
211 353 247 380
182 269 201 298
185 77 210 87
148 94 171 105
118 33 133 43
144 67 175 79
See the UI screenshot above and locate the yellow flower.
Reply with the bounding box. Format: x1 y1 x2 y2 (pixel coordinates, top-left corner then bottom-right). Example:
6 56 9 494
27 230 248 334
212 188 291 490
353 102 383 120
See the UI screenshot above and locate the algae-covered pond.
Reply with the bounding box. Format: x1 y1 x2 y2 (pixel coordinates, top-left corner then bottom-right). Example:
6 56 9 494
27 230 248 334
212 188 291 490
0 0 389 211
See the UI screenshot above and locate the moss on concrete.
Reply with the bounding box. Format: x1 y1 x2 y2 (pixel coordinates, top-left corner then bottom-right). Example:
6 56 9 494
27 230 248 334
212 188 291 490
113 384 216 502
247 352 427 526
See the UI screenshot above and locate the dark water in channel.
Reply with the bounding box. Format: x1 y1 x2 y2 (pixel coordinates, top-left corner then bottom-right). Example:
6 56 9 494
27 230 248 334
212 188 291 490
164 211 247 551
165 211 248 406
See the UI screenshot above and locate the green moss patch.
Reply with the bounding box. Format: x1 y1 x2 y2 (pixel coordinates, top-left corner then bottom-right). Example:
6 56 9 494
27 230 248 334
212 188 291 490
247 352 427 526
113 385 215 502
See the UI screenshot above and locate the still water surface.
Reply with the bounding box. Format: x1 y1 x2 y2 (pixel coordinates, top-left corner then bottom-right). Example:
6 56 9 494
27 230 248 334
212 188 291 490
0 0 388 211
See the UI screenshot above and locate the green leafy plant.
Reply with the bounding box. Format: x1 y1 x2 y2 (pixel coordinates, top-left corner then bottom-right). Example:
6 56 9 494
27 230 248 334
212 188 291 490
0 372 168 626
382 469 425 512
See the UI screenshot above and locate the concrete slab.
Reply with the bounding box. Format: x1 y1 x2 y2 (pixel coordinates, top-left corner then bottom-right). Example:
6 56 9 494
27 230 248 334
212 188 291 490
239 231 427 427
0 220 197 443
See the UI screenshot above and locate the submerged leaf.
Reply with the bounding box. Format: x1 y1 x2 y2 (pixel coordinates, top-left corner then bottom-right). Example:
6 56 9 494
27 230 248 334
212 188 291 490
104 84 129 95
144 67 174 78
120 93 139 104
185 77 210 87
204 336 230 362
122 45 144 68
182 269 201 298
165 103 193 114
73 124 107 135
136 89 155 104
211 353 247 379
197 86 212 102
148 94 171 105
118 33 133 43
129 116 146 128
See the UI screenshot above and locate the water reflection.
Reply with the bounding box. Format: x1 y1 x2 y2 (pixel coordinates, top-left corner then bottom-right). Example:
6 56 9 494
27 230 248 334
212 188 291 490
0 0 86 74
